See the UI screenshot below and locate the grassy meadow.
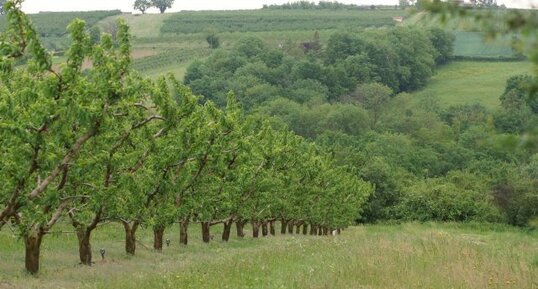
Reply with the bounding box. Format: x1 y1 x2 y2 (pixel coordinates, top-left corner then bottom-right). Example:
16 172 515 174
412 61 533 109
0 223 536 289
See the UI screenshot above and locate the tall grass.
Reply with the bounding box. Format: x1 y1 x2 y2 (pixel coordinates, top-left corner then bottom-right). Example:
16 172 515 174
0 223 536 289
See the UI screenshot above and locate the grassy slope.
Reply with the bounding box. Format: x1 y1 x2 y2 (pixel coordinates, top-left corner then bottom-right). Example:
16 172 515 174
0 223 536 289
413 61 533 109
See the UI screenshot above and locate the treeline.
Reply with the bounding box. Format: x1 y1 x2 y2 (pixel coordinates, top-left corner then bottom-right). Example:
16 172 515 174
0 3 371 274
263 1 365 10
185 27 454 109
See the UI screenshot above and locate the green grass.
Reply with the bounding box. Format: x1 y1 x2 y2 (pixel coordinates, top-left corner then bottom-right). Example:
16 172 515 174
0 223 536 289
413 61 533 109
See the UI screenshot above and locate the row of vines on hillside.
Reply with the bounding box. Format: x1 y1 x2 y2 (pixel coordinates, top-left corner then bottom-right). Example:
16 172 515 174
161 10 403 34
0 9 121 37
0 1 372 275
132 48 210 72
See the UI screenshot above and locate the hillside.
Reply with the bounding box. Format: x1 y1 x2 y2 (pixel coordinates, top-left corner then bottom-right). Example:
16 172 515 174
2 9 523 82
97 9 405 78
1 3 537 285
413 61 533 109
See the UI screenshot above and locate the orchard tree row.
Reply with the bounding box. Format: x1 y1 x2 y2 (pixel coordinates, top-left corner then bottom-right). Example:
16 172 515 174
0 1 372 274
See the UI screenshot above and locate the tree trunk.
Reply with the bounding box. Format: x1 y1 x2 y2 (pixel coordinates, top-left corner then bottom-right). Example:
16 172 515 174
24 228 44 274
269 221 276 236
287 220 294 234
201 222 211 243
295 223 302 234
323 227 329 236
179 219 189 245
261 222 268 237
222 220 233 242
153 226 165 251
337 228 341 235
236 220 246 238
280 219 288 234
123 221 139 255
302 223 308 235
251 221 260 238
310 224 317 235
75 227 93 265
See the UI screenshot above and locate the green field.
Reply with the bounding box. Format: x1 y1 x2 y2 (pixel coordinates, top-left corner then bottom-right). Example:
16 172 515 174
0 223 536 289
413 61 533 109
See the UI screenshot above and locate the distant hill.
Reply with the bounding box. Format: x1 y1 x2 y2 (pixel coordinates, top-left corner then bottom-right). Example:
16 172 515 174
0 10 122 37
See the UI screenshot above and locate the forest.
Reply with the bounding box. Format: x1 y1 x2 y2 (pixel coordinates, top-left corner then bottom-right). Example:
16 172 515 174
0 0 537 288
184 25 537 227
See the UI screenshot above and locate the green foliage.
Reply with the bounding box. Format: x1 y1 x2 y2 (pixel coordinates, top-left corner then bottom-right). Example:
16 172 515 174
396 171 502 222
0 3 137 273
152 0 174 14
134 0 152 14
500 74 538 113
185 27 451 109
429 27 455 64
326 28 451 92
206 32 220 49
0 3 372 274
262 1 371 10
345 82 393 128
257 98 371 139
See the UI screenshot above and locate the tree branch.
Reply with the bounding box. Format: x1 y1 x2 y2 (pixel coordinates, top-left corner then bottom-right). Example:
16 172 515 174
30 127 98 200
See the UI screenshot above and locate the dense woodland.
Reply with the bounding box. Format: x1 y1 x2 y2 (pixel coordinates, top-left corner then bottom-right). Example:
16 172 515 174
185 26 538 226
0 0 537 277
